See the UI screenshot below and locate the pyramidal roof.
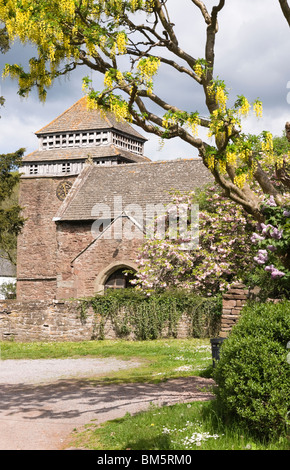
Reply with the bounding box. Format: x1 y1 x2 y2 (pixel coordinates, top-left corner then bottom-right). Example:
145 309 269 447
35 96 147 141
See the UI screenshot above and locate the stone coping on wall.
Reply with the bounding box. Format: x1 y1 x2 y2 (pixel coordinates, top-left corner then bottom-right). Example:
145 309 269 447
0 299 89 342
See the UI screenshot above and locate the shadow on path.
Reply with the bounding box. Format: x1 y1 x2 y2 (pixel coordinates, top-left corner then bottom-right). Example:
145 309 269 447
0 376 215 422
0 360 215 450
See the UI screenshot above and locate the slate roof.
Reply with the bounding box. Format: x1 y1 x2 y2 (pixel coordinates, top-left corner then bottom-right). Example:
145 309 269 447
23 145 151 163
0 254 16 277
55 158 213 221
35 96 147 141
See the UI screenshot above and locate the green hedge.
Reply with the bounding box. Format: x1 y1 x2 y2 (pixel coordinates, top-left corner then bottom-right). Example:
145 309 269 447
214 300 290 439
79 289 222 340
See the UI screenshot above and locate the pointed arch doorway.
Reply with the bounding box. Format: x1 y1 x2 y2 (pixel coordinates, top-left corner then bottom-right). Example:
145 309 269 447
104 267 136 290
94 261 138 294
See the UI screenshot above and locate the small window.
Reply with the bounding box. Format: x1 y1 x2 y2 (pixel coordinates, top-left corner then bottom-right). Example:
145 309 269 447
29 165 38 175
104 268 136 290
62 163 71 173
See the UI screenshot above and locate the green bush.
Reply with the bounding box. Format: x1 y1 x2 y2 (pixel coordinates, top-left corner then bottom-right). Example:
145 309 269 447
214 301 290 439
0 281 16 299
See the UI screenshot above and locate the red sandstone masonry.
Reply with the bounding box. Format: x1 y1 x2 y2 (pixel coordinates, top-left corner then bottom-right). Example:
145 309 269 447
0 300 204 342
55 218 143 299
220 283 249 338
17 175 77 301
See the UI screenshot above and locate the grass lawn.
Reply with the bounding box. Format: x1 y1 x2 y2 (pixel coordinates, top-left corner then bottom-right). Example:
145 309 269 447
0 338 213 384
1 338 289 450
68 400 289 451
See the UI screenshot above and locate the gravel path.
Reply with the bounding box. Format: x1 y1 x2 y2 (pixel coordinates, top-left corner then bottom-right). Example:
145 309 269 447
0 357 215 450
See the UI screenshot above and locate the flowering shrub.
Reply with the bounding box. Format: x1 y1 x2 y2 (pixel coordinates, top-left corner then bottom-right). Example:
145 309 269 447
134 185 256 295
250 194 290 297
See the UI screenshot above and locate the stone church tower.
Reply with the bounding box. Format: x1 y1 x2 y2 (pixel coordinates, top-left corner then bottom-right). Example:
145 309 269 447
16 97 149 300
17 97 212 301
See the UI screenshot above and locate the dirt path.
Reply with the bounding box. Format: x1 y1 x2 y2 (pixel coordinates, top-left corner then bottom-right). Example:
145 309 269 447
0 358 215 450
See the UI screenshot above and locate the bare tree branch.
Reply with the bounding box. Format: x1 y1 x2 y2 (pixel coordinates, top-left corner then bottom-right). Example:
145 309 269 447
154 0 179 45
278 0 290 27
190 0 211 24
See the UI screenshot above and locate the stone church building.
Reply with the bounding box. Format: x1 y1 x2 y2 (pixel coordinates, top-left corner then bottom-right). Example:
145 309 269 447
17 97 212 301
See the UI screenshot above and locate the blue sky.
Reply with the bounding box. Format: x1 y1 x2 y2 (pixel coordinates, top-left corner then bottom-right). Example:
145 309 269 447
0 0 290 161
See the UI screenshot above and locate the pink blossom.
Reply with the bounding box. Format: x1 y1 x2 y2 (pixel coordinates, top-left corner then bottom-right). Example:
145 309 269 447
267 196 277 207
251 233 265 243
271 269 285 279
270 227 283 240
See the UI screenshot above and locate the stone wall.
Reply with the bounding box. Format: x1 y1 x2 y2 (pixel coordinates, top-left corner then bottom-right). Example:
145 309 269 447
1 284 253 343
0 300 93 342
0 299 194 342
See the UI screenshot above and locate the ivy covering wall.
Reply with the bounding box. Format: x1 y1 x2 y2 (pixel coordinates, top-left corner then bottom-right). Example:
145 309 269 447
79 289 222 340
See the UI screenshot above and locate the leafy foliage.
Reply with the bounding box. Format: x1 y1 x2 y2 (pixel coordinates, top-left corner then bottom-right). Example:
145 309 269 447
0 149 25 264
0 0 290 223
214 300 290 439
79 288 222 340
0 281 16 299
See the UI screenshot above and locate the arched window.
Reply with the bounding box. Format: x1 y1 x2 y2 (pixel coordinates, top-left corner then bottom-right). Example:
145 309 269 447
104 268 136 290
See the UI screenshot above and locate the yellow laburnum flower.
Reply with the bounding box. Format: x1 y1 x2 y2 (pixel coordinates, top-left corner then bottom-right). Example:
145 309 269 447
116 32 127 55
137 57 160 80
116 70 125 84
276 152 290 170
190 121 199 137
162 114 177 129
146 0 155 13
206 155 215 171
261 132 273 154
208 85 227 112
186 116 200 137
208 110 223 139
104 71 113 88
226 151 237 166
137 57 160 94
215 86 227 112
240 148 252 163
130 0 139 12
219 160 227 174
59 0 75 18
194 63 203 79
234 173 247 188
238 98 250 117
109 97 132 122
110 42 117 58
99 35 107 49
253 100 263 119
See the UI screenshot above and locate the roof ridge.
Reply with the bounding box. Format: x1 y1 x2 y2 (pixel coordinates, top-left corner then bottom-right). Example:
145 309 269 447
87 157 202 168
54 163 93 220
35 97 86 135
